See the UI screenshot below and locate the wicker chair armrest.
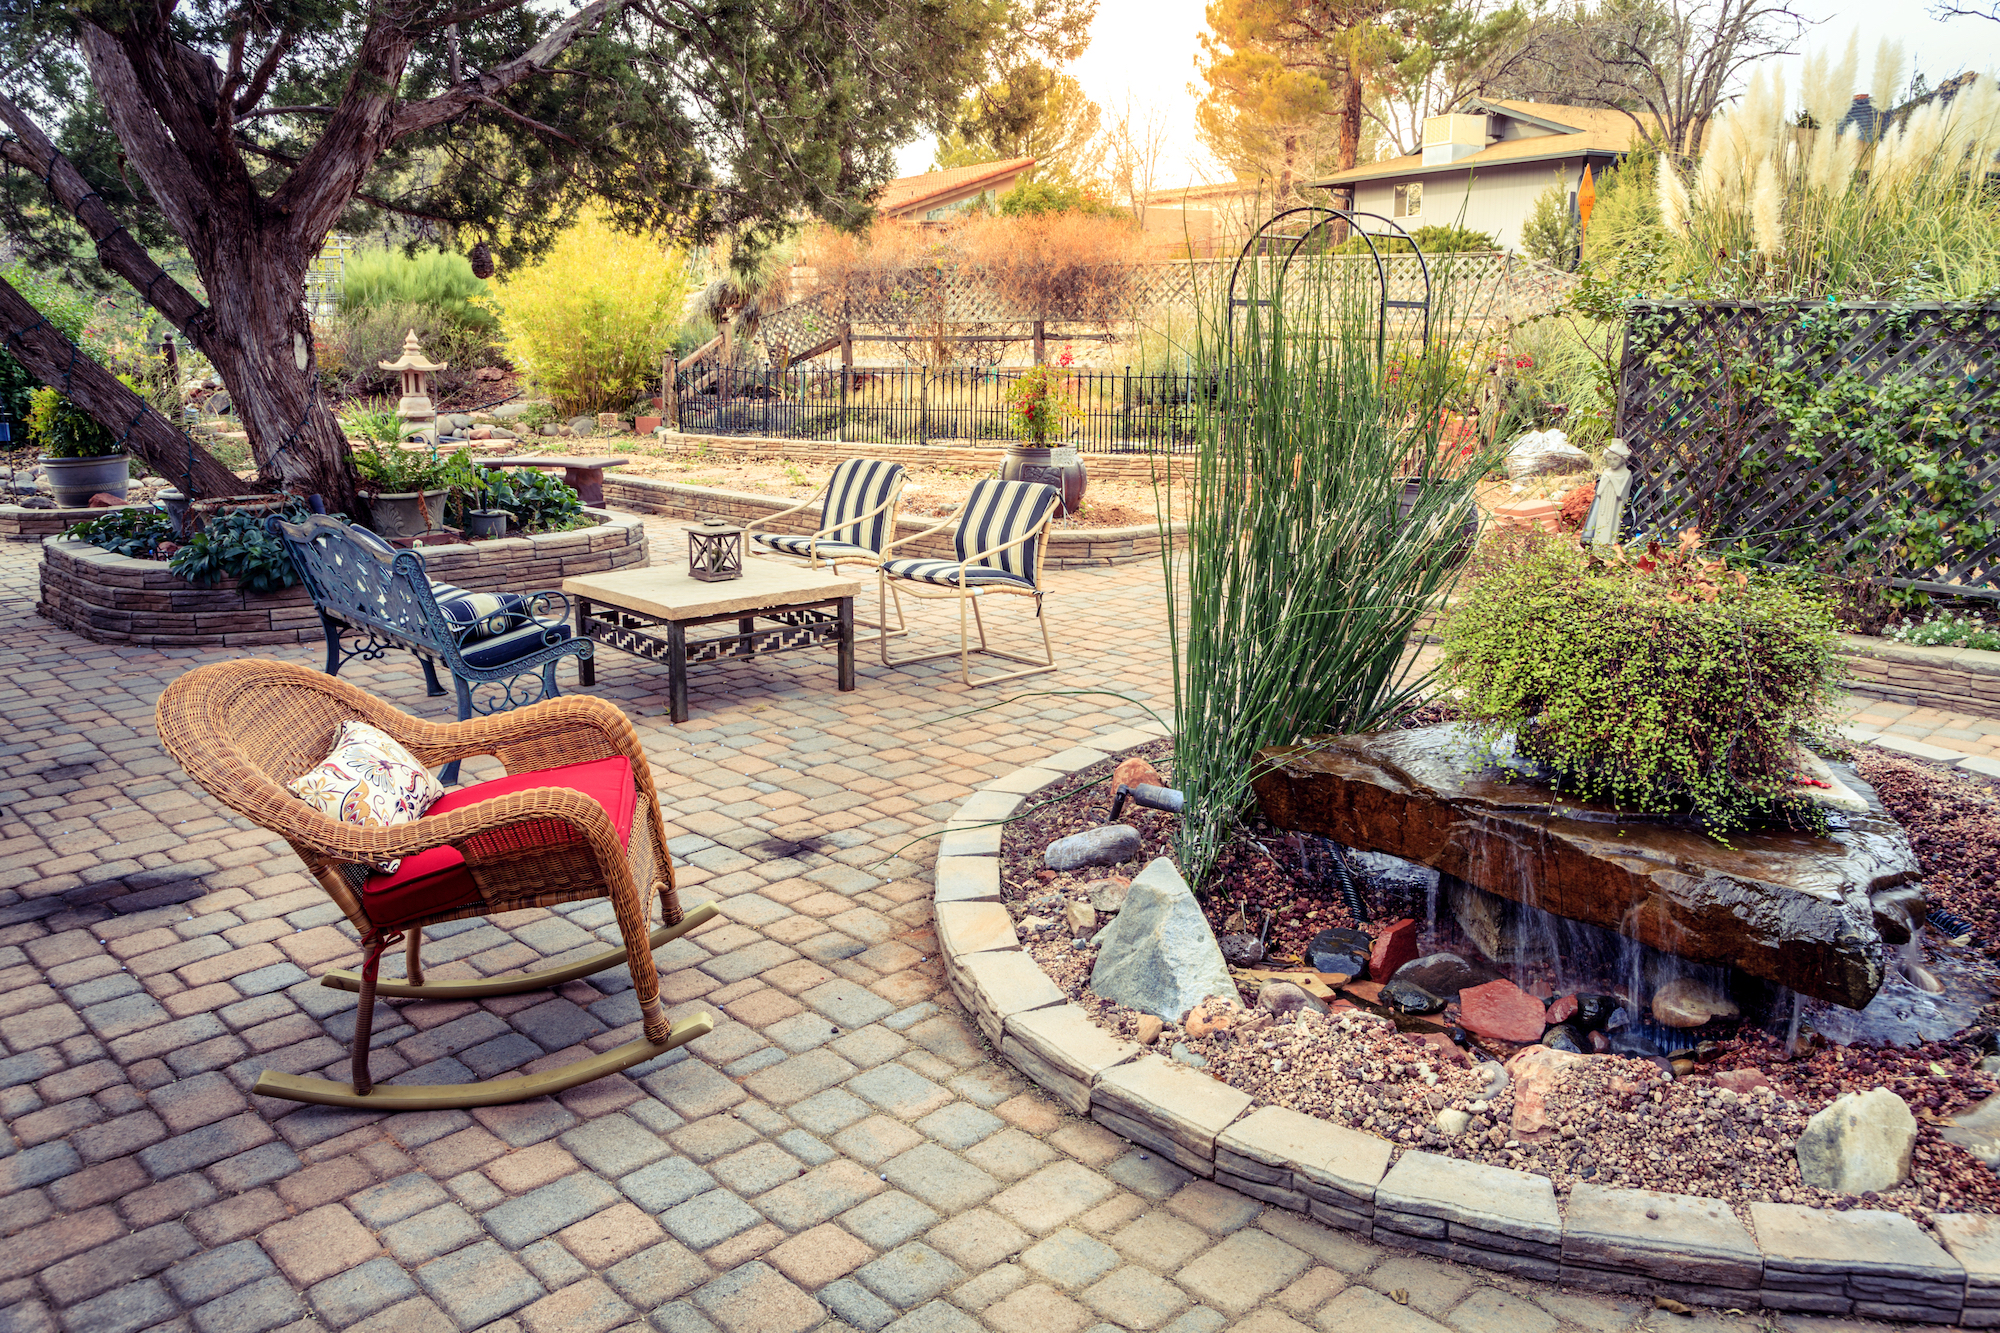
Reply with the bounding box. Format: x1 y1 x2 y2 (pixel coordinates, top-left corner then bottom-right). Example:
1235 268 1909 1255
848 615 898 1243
283 783 626 879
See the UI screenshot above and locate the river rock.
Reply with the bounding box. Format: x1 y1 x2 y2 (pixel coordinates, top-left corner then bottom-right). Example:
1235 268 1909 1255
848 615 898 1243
1369 918 1419 980
1250 723 1921 1009
1046 825 1142 872
568 415 597 437
1460 978 1547 1043
1258 982 1328 1021
493 404 528 420
1652 978 1740 1028
1109 755 1165 805
1940 1094 2000 1171
1086 879 1130 915
1436 1108 1470 1137
1382 979 1445 1014
1507 1044 1590 1135
1135 1015 1162 1045
1308 927 1371 978
1541 1024 1583 1053
1505 428 1591 479
1089 858 1237 1023
1170 1042 1207 1069
1796 1087 1917 1194
1391 953 1496 999
1064 901 1097 937
1607 1030 1662 1059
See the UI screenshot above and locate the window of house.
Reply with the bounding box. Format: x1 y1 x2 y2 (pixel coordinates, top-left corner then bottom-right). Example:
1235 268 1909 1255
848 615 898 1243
1394 182 1423 218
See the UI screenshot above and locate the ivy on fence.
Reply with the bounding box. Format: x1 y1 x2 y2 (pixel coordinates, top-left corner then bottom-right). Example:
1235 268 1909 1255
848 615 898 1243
1617 300 2000 602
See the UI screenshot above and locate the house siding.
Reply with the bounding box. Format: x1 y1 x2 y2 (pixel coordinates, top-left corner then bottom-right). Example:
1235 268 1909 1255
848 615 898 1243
1352 158 1592 251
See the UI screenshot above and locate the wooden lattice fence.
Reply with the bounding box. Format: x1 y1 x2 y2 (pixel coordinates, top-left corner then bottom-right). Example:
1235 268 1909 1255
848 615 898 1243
1617 300 2000 599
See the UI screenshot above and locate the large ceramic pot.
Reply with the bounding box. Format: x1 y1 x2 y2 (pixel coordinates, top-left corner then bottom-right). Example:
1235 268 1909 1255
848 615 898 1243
1000 445 1088 517
364 489 449 540
41 453 130 509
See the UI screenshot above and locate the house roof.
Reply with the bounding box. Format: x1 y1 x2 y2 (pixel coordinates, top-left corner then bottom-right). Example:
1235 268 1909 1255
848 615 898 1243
877 157 1036 216
1310 100 1647 187
1136 179 1269 206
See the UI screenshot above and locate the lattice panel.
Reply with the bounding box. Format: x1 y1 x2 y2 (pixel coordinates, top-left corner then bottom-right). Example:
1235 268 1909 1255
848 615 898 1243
1618 301 2000 597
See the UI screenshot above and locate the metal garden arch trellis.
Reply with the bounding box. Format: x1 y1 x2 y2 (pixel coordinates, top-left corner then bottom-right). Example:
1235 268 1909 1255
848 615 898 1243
1224 206 1433 359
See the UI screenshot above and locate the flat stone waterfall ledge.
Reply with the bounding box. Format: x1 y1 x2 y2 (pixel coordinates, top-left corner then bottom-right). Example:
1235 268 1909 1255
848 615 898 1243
1250 724 1924 1011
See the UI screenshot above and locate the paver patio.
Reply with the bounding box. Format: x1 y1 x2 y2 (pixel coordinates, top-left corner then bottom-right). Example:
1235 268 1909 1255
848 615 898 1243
0 515 1963 1333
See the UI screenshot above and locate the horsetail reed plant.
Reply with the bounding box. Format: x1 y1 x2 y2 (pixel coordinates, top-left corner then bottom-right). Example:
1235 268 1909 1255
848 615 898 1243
1157 248 1502 888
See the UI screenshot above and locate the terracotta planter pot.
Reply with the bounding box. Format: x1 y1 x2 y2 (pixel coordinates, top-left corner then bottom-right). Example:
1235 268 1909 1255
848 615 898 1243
635 416 663 435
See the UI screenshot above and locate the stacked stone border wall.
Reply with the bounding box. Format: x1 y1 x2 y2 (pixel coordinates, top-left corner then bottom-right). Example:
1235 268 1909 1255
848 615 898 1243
933 727 2000 1325
604 475 1185 570
1842 635 2000 720
0 502 122 542
651 431 1171 485
37 509 647 649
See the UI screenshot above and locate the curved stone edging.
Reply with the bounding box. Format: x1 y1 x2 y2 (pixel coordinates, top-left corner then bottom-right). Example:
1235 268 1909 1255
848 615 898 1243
1843 633 2000 721
0 501 129 542
934 734 1999 1325
37 508 647 649
603 474 1185 570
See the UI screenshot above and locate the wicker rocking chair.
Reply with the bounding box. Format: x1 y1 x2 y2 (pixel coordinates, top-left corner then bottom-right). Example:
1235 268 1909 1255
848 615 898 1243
156 658 717 1110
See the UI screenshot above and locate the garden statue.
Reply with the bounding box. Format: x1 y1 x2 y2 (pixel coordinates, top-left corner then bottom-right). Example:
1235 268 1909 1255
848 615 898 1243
379 330 444 444
1581 438 1633 547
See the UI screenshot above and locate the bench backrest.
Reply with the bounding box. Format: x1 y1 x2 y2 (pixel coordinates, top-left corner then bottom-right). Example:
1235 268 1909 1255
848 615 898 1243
267 514 454 656
956 479 1060 586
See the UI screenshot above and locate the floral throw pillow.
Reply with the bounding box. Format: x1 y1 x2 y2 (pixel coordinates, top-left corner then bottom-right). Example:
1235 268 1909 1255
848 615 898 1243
288 720 445 872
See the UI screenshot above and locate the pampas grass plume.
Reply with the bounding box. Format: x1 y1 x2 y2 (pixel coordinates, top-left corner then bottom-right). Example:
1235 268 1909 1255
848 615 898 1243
1751 157 1783 259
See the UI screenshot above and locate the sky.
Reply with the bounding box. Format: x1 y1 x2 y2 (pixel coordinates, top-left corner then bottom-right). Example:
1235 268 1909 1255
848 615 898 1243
891 0 2000 187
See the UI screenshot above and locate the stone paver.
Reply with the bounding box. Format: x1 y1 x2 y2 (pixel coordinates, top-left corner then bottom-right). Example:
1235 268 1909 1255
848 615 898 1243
0 510 1943 1333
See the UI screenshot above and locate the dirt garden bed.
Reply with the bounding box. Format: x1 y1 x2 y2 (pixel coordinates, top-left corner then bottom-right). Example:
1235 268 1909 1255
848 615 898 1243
994 735 2000 1227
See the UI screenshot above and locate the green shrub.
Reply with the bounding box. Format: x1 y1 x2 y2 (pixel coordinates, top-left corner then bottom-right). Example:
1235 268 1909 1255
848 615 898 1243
340 248 496 332
2 264 108 443
320 301 497 403
69 507 174 558
1520 180 1578 269
1889 609 2000 651
169 510 298 592
1333 224 1498 256
27 377 143 457
1440 530 1844 831
339 398 403 444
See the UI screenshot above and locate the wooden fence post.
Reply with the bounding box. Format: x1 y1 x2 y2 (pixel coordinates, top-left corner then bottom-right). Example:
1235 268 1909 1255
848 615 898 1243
1031 320 1046 365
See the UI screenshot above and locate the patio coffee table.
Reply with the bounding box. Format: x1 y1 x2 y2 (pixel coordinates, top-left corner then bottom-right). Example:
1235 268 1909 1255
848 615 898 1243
563 559 862 722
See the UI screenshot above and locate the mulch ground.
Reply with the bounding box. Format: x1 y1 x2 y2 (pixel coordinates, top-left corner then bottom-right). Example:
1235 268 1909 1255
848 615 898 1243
996 730 2000 1225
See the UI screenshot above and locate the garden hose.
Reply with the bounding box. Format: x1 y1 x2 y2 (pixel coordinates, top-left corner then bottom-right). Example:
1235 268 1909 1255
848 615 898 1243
1327 843 1370 924
1929 906 1979 943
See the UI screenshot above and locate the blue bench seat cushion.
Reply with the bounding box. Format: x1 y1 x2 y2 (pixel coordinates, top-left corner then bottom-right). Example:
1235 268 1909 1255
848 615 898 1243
428 583 531 642
752 533 876 562
459 620 573 670
881 558 1034 590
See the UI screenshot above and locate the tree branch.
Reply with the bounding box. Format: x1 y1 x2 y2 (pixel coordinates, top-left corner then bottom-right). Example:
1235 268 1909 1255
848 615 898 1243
234 30 300 114
386 0 620 141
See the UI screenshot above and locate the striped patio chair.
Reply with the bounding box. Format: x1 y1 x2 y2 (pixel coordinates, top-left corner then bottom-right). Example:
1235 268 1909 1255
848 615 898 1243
877 478 1061 686
744 457 906 639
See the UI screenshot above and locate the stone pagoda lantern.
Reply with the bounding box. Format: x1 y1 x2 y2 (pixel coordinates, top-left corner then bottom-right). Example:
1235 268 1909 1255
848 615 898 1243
379 330 446 442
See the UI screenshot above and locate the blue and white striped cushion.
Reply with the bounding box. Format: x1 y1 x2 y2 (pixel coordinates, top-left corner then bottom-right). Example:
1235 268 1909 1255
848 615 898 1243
953 479 1060 585
819 458 904 555
880 558 1034 589
428 582 529 642
460 620 572 669
752 533 876 562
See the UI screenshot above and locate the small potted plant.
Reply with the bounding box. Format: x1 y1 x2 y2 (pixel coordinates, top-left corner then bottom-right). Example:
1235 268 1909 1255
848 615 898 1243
463 467 514 539
27 384 131 508
352 440 451 539
1002 351 1087 516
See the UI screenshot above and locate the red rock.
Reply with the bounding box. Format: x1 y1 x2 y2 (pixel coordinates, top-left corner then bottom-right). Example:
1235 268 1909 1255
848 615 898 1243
1714 1068 1773 1094
1109 756 1165 805
87 492 124 507
1368 918 1419 981
1506 1045 1590 1135
1459 979 1548 1043
1413 1031 1470 1067
1587 1029 1610 1053
1528 980 1555 1000
1546 994 1579 1024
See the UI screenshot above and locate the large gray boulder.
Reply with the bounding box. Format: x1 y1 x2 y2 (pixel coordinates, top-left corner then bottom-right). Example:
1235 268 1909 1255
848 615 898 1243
1088 858 1237 1023
1795 1087 1916 1194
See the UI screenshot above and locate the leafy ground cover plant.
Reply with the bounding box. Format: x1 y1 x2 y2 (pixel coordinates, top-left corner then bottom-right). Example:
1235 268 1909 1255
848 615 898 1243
1440 529 1844 831
68 507 173 557
1888 610 2000 651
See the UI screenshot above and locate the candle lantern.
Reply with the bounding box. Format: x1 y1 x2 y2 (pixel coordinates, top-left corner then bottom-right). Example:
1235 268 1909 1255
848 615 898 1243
377 329 446 441
687 519 744 582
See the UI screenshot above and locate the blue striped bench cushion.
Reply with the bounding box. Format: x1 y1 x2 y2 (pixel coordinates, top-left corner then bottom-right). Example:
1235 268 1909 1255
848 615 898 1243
459 621 574 670
428 583 530 643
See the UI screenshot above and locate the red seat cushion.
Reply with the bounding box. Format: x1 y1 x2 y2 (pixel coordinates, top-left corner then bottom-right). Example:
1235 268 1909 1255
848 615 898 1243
361 756 637 928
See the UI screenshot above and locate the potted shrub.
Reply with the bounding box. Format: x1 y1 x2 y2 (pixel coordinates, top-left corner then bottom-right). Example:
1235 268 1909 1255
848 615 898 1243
27 385 130 507
462 466 514 538
352 440 450 539
1001 354 1088 516
1440 529 1844 831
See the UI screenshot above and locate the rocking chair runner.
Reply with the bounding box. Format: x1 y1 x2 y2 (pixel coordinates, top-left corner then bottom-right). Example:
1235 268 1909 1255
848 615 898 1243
156 658 717 1110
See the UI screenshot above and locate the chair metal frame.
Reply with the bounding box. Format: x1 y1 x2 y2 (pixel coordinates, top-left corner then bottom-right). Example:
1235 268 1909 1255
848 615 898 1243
876 488 1058 687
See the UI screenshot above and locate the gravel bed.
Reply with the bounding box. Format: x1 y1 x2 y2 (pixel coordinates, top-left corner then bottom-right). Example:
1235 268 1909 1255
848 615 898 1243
997 734 2000 1226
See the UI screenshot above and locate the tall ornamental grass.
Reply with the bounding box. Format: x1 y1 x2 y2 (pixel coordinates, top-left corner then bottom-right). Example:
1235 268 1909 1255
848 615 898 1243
493 213 692 415
340 248 496 332
1656 39 2000 299
1159 253 1501 887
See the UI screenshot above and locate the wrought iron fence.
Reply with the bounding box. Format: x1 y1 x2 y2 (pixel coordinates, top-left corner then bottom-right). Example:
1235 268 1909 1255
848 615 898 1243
671 364 1217 453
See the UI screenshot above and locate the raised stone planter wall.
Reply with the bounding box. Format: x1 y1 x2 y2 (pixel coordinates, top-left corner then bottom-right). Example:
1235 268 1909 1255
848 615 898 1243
653 430 1169 484
1842 634 2000 719
37 509 646 649
936 729 1997 1322
603 474 1184 570
0 502 125 542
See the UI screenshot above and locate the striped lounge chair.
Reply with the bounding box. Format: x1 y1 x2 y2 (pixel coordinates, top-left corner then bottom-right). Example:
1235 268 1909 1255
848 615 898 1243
877 478 1060 686
744 457 906 639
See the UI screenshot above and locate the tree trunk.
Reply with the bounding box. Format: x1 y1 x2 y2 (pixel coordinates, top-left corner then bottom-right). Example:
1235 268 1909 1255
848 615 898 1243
0 276 248 499
1338 65 1364 172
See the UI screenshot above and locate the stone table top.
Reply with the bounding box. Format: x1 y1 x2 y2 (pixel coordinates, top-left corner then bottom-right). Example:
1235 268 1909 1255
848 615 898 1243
479 455 630 470
564 556 864 621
